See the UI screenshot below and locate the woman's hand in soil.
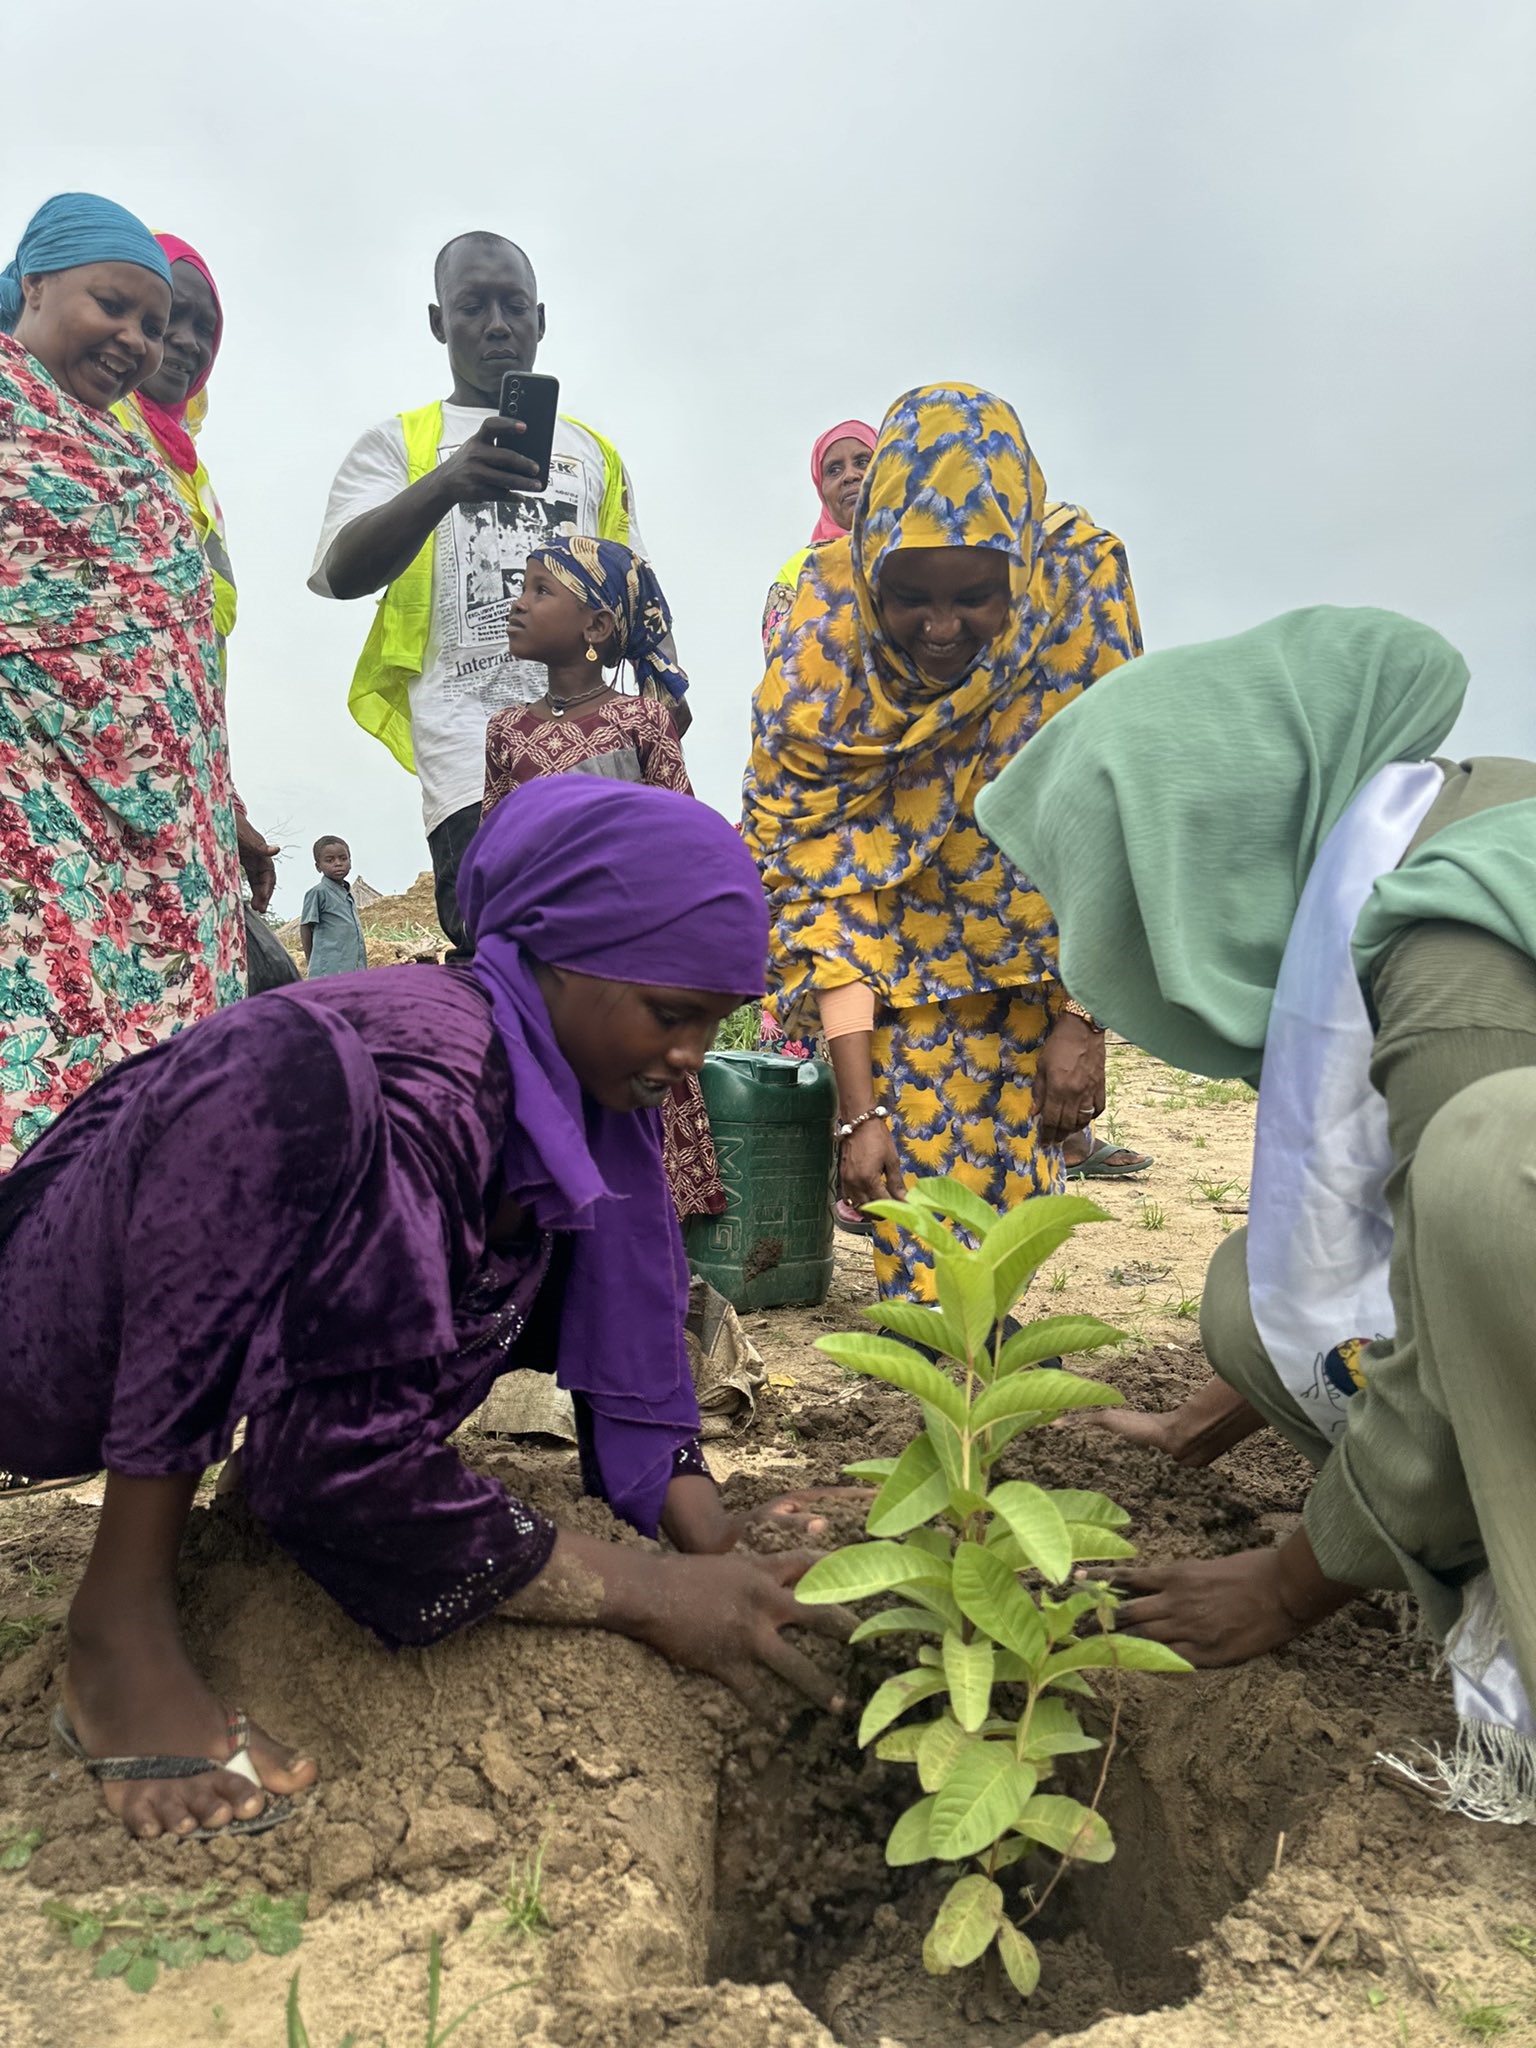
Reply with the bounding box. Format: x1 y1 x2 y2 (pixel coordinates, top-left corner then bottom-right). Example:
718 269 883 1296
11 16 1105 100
1071 1379 1268 1470
1034 1012 1106 1147
839 1118 904 1213
730 1487 878 1551
625 1551 854 1713
1098 1532 1355 1666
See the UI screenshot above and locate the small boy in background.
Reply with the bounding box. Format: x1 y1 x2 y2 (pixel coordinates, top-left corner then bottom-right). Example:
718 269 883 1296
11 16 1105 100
300 836 368 978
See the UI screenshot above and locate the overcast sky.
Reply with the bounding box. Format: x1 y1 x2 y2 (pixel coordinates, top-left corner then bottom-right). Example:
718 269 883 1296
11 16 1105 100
5 1 1532 914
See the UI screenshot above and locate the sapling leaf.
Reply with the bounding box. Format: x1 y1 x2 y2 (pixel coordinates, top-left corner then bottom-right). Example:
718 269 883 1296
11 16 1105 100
1039 1589 1110 1643
941 1632 994 1733
916 1645 942 1668
1019 1697 1101 1760
885 1795 938 1867
952 1543 1047 1670
902 1579 966 1633
970 1368 1122 1433
903 1527 951 1559
1065 1524 1138 1562
848 1605 944 1644
1043 1669 1097 1698
924 1875 1004 1973
795 1541 950 1605
997 1919 1042 1996
863 1297 970 1365
916 1715 976 1793
994 1315 1125 1374
1014 1794 1115 1863
1045 1488 1132 1529
1044 1634 1194 1678
223 1930 254 1964
842 1457 898 1482
866 1435 950 1537
874 1724 928 1763
858 1667 950 1746
982 1195 1109 1314
862 1200 964 1256
988 1481 1073 1584
921 1404 983 1508
933 1246 997 1362
983 1837 1034 1872
929 1747 1039 1860
814 1334 967 1426
155 1934 202 1970
906 1177 1000 1243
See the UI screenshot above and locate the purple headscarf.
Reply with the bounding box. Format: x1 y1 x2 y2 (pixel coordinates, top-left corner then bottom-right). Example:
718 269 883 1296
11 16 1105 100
458 776 768 1534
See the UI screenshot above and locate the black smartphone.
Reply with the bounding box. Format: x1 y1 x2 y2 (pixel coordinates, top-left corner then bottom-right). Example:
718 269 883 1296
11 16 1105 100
496 370 560 492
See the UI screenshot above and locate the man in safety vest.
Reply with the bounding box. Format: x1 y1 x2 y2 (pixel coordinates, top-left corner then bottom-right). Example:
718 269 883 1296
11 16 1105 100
309 231 683 953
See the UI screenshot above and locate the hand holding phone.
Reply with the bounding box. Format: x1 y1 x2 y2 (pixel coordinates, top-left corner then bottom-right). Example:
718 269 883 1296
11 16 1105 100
493 370 560 492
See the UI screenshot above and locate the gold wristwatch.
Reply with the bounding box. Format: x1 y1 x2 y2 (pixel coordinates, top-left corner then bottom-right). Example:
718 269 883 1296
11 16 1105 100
1061 996 1105 1034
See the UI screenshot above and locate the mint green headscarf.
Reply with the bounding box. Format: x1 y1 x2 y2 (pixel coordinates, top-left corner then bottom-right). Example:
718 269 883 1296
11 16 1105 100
974 606 1494 1084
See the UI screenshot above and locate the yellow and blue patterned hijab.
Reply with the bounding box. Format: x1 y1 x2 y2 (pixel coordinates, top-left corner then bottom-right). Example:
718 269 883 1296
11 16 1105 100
528 536 689 705
741 383 1141 1019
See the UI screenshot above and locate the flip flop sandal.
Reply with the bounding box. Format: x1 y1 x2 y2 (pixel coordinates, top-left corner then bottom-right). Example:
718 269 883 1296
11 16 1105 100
834 1199 874 1238
52 1704 294 1839
1065 1138 1155 1181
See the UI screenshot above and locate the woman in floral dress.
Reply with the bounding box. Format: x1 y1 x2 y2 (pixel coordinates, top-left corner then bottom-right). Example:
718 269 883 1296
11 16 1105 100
0 195 244 1170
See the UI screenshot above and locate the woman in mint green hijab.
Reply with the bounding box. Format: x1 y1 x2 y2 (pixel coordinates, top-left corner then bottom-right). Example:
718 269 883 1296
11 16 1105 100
977 605 1536 1825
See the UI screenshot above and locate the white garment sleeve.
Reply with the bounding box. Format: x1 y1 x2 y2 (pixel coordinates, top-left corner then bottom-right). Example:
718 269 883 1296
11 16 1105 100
307 417 412 598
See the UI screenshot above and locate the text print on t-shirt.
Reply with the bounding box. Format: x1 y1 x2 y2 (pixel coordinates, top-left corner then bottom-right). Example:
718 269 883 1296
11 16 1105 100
434 449 590 708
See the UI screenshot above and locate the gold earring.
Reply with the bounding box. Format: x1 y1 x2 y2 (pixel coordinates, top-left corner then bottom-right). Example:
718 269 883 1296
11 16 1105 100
585 646 598 663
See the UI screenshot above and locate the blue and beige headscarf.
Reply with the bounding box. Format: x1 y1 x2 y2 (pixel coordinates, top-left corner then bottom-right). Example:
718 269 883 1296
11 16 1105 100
528 537 689 704
1 193 171 333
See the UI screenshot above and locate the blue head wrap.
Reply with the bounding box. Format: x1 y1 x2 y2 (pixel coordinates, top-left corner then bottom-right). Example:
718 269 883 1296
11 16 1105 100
0 193 172 333
528 537 690 702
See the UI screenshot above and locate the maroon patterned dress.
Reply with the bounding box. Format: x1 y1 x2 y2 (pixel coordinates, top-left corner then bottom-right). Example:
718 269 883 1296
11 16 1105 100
482 692 726 1221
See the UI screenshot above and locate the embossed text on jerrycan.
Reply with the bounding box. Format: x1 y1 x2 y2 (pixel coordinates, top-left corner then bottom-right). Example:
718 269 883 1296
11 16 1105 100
684 1051 835 1311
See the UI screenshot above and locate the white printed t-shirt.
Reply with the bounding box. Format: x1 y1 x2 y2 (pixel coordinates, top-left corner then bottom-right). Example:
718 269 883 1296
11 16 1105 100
310 407 645 834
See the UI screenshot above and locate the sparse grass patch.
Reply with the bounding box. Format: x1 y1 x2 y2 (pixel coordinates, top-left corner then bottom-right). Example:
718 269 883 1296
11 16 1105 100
498 1845 551 1941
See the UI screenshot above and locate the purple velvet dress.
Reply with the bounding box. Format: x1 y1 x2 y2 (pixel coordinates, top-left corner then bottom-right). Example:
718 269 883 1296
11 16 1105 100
0 967 701 1647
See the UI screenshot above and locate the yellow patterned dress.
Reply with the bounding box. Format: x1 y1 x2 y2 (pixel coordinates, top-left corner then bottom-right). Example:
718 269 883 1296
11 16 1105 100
741 383 1141 1299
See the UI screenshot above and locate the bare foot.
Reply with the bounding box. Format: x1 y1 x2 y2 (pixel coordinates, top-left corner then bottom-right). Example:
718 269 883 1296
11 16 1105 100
63 1596 316 1839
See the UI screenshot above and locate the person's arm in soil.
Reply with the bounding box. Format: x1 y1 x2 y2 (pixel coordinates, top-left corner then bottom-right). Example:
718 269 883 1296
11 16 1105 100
1077 1374 1269 1469
319 418 542 600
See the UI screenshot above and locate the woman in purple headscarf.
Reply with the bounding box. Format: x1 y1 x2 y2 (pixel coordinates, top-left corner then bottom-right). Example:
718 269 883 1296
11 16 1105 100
0 778 846 1843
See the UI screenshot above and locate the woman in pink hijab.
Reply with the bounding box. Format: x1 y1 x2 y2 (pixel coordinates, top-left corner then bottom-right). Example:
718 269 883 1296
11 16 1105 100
113 234 289 983
759 419 877 657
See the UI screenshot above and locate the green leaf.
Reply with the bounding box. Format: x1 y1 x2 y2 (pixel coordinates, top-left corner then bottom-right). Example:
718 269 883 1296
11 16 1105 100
814 1334 966 1426
862 1199 964 1255
1040 1588 1113 1642
94 1944 138 1979
202 1927 228 1957
921 1405 984 1512
951 1542 1047 1671
874 1724 928 1763
1067 1524 1137 1562
155 1935 203 1970
841 1457 898 1482
794 1541 950 1605
988 1481 1073 1584
886 1795 938 1867
907 1177 999 1243
1044 1669 1097 1698
940 1632 994 1733
69 1915 104 1950
1046 1488 1132 1530
1045 1634 1194 1678
904 1526 952 1559
916 1715 977 1793
858 1667 951 1747
982 1194 1110 1314
902 1578 966 1634
995 1314 1125 1373
971 1368 1122 1433
253 1916 305 1959
223 1931 254 1964
848 1605 945 1645
866 1434 951 1538
864 1296 971 1366
1014 1793 1115 1863
930 1746 1039 1861
1019 1697 1101 1760
997 1919 1042 1996
933 1246 998 1363
924 1875 1003 1972
983 1836 1034 1871
124 1954 159 1994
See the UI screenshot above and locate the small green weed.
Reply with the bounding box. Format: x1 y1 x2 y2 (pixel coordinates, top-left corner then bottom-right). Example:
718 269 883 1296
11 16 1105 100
0 1616 51 1663
716 1002 764 1052
1048 1271 1069 1296
1191 1175 1243 1204
1366 1987 1390 2011
0 1826 41 1871
1138 1204 1167 1233
1196 1080 1251 1109
1106 1262 1170 1288
498 1845 550 1940
285 1932 524 2047
1503 1925 1536 1965
1454 2000 1516 2039
1168 1293 1200 1322
22 1561 61 1599
44 1885 306 1994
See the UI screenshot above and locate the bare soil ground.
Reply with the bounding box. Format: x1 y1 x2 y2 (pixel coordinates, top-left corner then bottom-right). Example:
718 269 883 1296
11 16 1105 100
0 1046 1531 2046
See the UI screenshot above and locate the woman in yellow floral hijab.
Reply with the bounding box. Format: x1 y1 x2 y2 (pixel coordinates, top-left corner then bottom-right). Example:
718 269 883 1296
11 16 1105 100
741 383 1142 1301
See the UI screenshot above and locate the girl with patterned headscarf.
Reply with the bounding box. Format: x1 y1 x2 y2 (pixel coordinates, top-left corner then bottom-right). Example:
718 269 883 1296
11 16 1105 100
742 383 1143 1303
482 537 724 1222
